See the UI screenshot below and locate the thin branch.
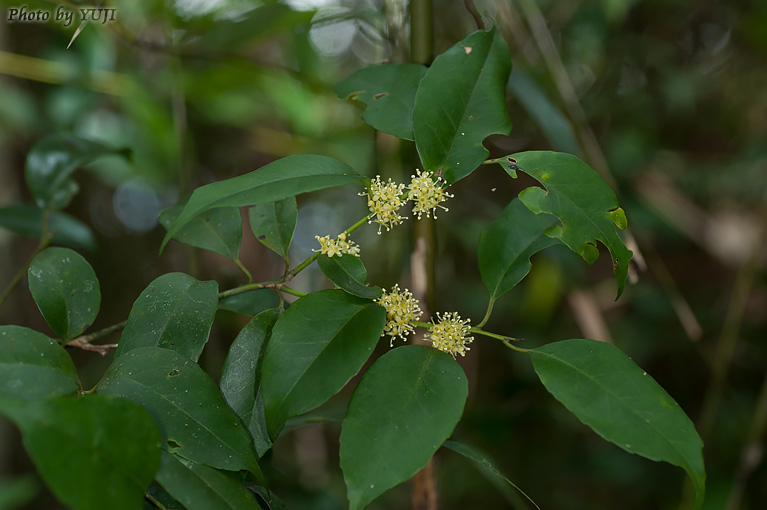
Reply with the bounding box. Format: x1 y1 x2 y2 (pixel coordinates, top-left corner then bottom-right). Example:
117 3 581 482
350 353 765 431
0 229 52 311
64 320 127 356
66 337 118 356
462 0 485 30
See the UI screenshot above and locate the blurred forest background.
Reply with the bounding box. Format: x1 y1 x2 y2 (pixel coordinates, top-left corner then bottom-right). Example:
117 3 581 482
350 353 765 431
0 0 766 509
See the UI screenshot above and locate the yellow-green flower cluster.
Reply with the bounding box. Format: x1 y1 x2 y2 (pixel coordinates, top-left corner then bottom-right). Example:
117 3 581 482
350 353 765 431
362 176 408 234
360 170 453 231
425 312 474 358
313 232 360 257
375 284 422 346
407 169 453 219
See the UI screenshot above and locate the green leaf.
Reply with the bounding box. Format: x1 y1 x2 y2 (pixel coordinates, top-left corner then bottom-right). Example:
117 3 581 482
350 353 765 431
0 205 96 251
478 199 561 300
335 63 428 140
507 71 580 155
220 309 280 457
495 151 633 298
27 247 100 340
218 289 280 317
155 452 262 510
317 254 382 299
260 289 385 438
443 440 540 509
0 395 160 510
115 273 218 362
529 339 705 509
248 197 297 261
161 155 362 252
0 325 79 399
340 346 468 510
97 347 263 479
159 204 242 260
24 133 128 210
413 28 512 183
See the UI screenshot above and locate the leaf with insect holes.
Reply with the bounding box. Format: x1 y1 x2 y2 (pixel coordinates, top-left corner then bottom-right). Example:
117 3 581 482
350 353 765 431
494 151 632 298
248 197 297 262
97 347 264 482
335 63 427 140
413 28 512 184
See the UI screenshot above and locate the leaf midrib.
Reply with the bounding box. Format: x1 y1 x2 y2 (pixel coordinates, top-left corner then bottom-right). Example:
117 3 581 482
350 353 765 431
107 369 254 472
532 348 701 477
270 302 376 425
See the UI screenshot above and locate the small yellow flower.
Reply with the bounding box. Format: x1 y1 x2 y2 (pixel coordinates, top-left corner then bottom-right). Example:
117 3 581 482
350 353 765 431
407 169 453 219
361 176 408 234
375 284 422 346
313 232 361 257
425 312 473 358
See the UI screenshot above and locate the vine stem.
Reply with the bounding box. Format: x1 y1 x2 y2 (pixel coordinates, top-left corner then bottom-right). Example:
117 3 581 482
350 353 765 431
234 257 253 283
63 212 374 353
475 296 495 328
0 214 53 311
145 492 169 510
288 213 373 279
411 321 528 353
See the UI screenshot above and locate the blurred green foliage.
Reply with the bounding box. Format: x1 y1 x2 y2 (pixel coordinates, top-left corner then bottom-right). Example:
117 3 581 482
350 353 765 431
1 0 766 509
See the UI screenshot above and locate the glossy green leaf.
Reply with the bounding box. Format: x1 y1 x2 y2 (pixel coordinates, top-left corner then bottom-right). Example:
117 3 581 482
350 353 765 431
27 247 100 340
443 440 539 509
248 197 297 261
159 204 242 260
317 254 382 299
340 346 468 510
260 289 385 438
478 199 561 300
0 395 160 510
156 452 262 510
335 63 428 140
0 325 79 399
413 28 512 183
97 347 263 479
507 71 580 155
24 133 128 210
220 309 280 457
161 155 361 252
529 339 705 509
115 273 218 362
218 289 280 317
0 205 96 251
495 151 633 298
